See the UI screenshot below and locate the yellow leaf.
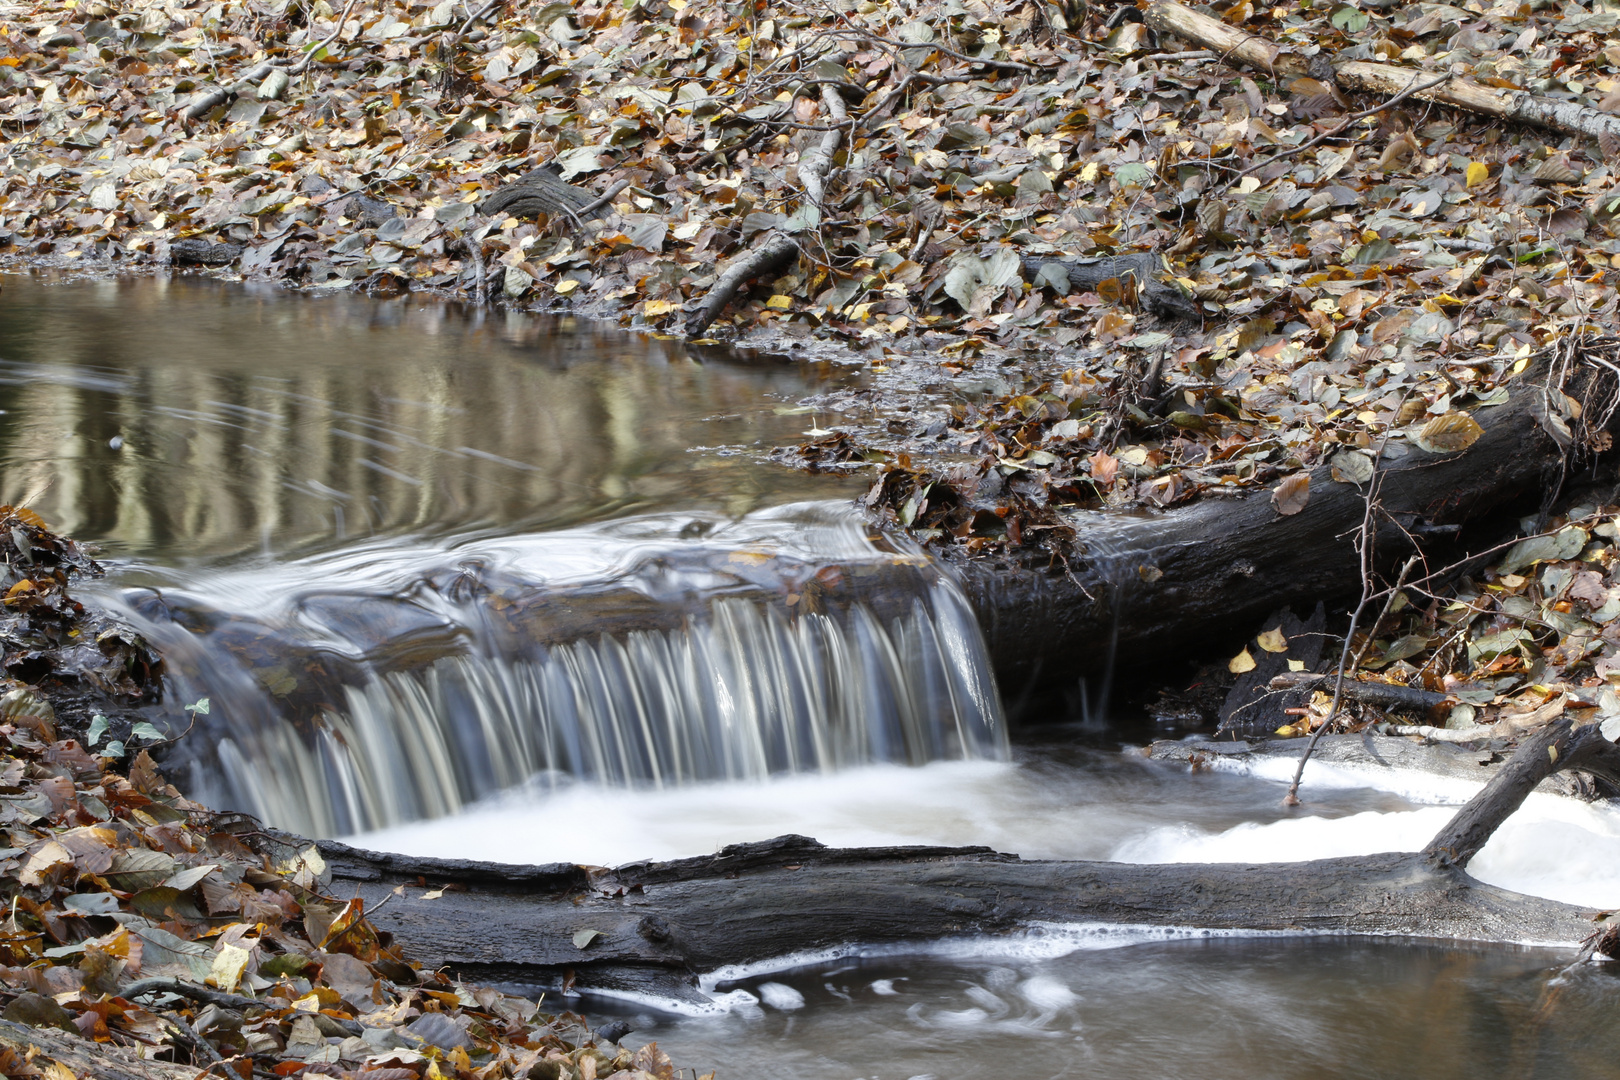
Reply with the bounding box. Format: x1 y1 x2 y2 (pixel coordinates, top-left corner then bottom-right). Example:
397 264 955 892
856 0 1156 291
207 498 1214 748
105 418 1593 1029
1275 724 1299 737
643 299 679 316
554 279 579 295
1287 659 1306 672
765 295 793 310
1229 647 1257 674
1466 161 1489 188
1081 161 1101 183
1257 627 1289 653
208 943 252 993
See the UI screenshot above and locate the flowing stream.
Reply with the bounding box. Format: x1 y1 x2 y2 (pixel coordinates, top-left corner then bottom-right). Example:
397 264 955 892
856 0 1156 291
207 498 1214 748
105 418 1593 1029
6 273 1620 1078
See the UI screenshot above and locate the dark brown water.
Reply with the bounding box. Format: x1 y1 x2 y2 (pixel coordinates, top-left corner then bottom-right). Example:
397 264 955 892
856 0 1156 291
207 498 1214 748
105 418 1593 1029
0 272 860 563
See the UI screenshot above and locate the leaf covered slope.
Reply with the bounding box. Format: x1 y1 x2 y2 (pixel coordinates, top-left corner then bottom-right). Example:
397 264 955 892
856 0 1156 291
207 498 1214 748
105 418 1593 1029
1 0 1619 551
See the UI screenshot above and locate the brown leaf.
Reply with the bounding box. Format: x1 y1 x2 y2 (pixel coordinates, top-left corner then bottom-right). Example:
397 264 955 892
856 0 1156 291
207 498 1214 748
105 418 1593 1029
1272 473 1310 516
1413 412 1484 454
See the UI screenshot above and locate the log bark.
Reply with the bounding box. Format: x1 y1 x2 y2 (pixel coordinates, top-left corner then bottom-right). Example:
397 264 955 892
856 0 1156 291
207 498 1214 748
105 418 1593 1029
1266 670 1452 713
1144 1 1620 142
0 1018 197 1080
310 729 1615 1003
480 166 604 223
1020 251 1203 322
958 363 1612 694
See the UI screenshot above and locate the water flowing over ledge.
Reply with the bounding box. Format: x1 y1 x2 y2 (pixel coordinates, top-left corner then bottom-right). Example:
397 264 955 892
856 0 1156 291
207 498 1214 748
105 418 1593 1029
101 502 1007 836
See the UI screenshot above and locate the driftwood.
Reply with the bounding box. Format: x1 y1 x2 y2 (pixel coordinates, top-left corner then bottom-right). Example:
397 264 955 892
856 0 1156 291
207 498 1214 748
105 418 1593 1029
0 1018 198 1080
169 238 243 266
1020 251 1203 322
959 363 1613 697
1144 0 1620 143
305 722 1619 1005
1266 670 1453 713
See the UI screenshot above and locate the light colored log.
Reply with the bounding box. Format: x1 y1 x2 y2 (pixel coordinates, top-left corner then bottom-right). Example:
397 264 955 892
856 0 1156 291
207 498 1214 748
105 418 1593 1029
1147 1 1620 142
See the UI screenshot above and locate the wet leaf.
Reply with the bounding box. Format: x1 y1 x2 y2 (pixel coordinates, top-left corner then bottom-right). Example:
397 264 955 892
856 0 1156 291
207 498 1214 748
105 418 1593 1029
1229 647 1257 674
1257 627 1289 653
573 928 603 949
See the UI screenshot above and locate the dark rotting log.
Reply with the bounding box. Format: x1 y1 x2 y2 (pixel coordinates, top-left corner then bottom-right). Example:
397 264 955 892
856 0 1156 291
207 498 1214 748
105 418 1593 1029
1265 670 1454 713
169 238 243 266
957 363 1614 699
1020 250 1203 321
479 165 605 222
312 729 1618 1003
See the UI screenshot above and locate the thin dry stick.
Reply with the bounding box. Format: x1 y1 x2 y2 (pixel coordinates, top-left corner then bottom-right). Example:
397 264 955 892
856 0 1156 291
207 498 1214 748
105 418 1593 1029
285 0 363 76
571 179 632 222
1286 551 1420 805
1223 72 1452 190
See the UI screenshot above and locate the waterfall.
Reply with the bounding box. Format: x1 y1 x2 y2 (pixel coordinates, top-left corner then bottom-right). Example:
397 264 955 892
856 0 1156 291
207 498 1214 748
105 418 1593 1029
107 504 1007 837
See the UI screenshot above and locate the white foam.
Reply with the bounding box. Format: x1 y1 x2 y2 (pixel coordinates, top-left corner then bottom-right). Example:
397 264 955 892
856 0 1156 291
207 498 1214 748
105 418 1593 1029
1113 792 1620 909
756 982 806 1011
1207 753 1482 805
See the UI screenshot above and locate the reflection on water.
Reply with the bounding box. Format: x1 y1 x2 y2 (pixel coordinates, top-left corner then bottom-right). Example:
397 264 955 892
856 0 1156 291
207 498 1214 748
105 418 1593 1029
0 273 860 563
626 937 1620 1080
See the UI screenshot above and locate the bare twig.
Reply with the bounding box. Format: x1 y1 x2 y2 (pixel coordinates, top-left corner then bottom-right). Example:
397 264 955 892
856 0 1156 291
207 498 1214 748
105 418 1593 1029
285 0 364 76
1221 72 1452 190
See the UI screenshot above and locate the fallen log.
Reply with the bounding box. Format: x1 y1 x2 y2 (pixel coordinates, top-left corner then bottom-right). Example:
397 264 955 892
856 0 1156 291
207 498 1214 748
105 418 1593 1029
315 721 1617 1004
1143 0 1620 143
1020 250 1203 322
0 1019 198 1080
955 362 1615 696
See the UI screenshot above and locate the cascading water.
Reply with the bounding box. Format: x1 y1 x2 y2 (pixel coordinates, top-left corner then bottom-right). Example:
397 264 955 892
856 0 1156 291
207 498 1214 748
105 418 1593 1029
103 502 1006 837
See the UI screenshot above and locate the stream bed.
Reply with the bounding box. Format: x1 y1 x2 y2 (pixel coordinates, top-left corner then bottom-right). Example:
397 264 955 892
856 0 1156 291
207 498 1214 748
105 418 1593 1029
6 272 1620 1079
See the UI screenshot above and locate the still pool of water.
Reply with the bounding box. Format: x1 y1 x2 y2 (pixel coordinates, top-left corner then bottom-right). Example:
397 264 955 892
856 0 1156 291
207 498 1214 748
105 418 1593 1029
0 273 861 563
5 271 1620 1079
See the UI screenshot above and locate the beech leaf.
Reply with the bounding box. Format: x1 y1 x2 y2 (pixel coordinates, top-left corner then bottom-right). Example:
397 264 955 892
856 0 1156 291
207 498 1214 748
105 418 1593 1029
1272 474 1310 516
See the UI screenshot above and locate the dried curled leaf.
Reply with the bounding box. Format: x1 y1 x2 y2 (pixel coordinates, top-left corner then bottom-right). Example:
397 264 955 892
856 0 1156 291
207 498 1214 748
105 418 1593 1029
1272 473 1310 516
1413 412 1484 454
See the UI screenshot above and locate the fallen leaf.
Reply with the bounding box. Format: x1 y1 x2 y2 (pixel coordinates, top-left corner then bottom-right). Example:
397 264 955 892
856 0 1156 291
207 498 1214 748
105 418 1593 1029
1272 474 1310 516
